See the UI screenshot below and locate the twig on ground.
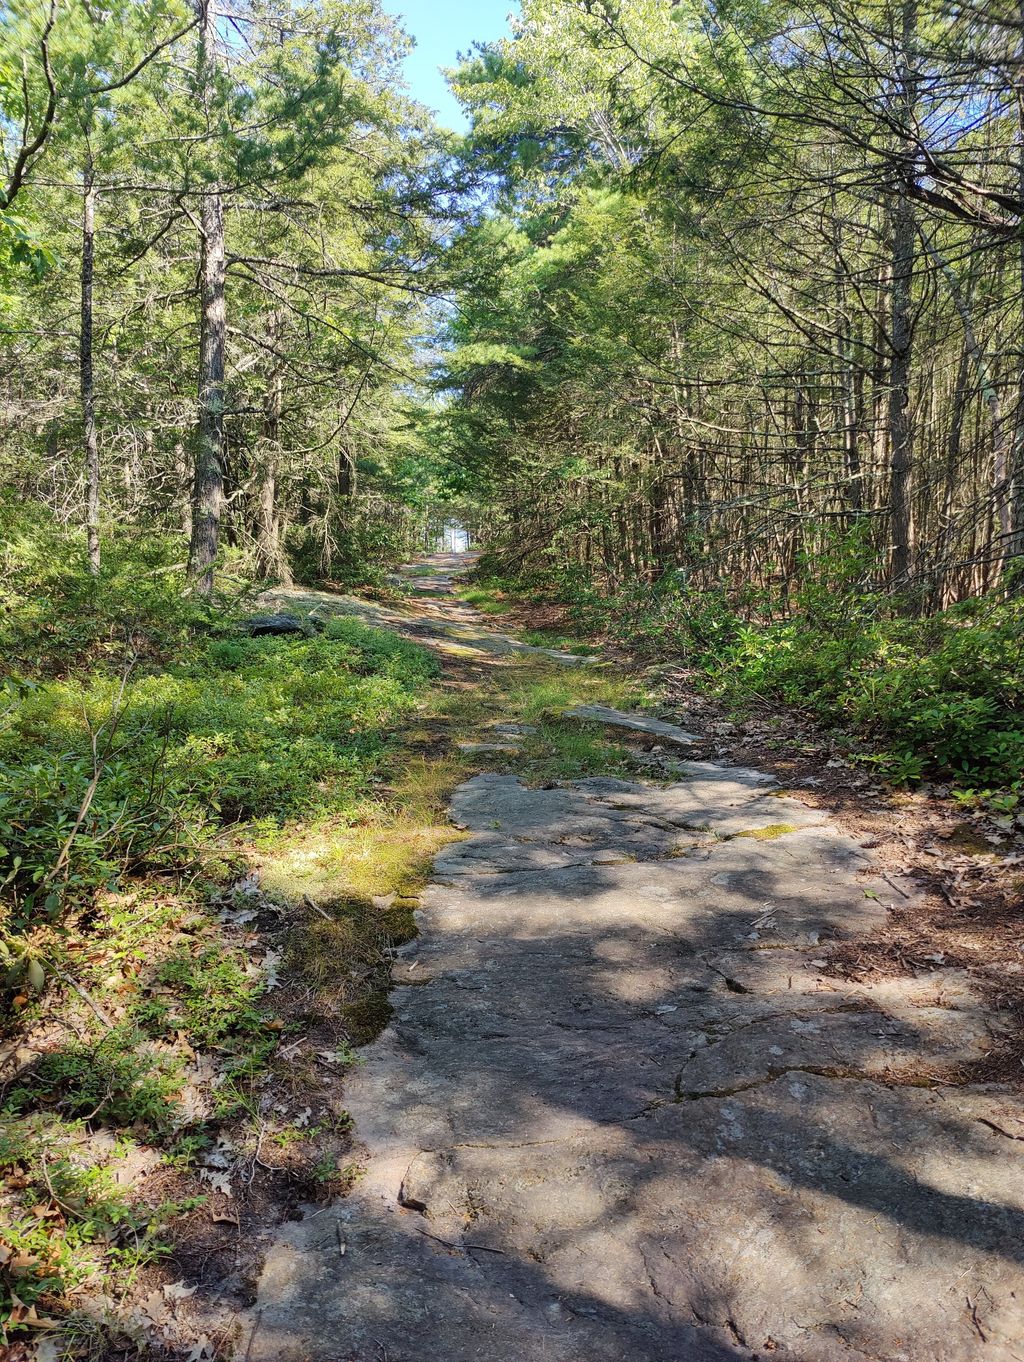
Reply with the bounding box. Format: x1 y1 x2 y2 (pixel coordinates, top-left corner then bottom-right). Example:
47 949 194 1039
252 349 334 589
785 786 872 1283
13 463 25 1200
303 893 332 921
881 872 913 900
52 966 115 1029
415 1226 506 1254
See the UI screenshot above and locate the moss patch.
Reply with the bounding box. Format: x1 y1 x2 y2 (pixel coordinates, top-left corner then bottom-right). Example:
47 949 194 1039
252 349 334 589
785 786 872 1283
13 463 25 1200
733 823 799 840
944 822 999 856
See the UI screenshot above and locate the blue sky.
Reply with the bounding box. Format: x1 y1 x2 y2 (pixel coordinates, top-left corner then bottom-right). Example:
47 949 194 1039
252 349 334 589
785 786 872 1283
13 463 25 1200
386 0 519 129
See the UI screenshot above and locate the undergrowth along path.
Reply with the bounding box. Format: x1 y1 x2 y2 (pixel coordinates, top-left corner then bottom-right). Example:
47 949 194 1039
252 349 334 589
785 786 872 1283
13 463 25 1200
245 553 1024 1362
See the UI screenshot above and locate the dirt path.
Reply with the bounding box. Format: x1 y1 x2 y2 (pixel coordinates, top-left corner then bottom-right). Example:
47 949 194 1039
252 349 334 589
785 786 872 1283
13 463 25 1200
246 555 1024 1362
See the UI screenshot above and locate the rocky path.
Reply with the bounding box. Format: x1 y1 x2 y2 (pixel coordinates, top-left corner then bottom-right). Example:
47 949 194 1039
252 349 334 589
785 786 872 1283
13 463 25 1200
246 555 1024 1362
260 552 597 667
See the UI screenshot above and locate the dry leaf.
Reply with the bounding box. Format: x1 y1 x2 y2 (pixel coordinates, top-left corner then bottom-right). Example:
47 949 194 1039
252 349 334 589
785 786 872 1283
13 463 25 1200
139 1289 169 1327
198 1168 232 1196
163 1280 197 1304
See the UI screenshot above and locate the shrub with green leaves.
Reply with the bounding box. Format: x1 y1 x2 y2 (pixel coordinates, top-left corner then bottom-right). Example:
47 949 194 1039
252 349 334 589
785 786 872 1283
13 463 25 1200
484 531 1024 787
0 500 223 676
702 599 1023 786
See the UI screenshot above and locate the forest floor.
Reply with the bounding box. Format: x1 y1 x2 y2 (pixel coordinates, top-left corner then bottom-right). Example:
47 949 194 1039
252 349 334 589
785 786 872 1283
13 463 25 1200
221 554 1024 1362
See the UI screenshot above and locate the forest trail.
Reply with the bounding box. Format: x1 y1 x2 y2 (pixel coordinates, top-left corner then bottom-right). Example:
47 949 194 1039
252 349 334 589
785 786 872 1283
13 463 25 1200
244 556 1024 1362
258 552 598 667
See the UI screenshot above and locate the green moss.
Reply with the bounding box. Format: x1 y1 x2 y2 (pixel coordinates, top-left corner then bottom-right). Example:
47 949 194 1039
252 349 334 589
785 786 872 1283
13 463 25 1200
733 823 799 840
286 890 420 1043
382 899 419 945
343 994 395 1045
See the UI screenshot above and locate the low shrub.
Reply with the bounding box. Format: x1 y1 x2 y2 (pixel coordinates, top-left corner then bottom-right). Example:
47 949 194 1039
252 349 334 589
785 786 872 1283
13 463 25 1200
0 501 223 676
712 597 1024 785
481 540 1024 787
0 513 438 940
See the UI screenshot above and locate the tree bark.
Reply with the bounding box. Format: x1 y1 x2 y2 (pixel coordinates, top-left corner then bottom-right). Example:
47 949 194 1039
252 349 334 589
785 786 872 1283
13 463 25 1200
255 332 292 583
1008 38 1024 585
338 444 357 502
81 162 100 575
887 0 918 588
188 0 226 595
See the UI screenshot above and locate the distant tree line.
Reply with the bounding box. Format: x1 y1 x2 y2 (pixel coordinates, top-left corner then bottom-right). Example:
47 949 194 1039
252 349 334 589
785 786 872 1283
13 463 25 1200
442 0 1024 610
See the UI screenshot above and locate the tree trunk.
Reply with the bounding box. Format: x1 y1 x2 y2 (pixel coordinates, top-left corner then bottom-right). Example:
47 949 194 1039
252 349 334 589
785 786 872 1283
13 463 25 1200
1008 46 1024 586
887 0 918 588
832 201 863 516
255 339 292 583
188 0 226 595
338 444 357 502
81 164 100 575
921 234 1010 583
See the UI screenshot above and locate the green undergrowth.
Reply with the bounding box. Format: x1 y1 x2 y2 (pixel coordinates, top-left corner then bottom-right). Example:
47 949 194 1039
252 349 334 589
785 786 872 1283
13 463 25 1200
0 512 446 1344
516 719 636 783
474 542 1024 793
459 575 597 654
496 666 642 783
0 614 437 931
459 582 513 615
259 654 642 917
517 627 600 655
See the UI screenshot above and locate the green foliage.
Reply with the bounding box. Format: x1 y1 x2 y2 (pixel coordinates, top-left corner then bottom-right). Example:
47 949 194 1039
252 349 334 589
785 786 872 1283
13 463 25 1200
322 615 439 684
557 564 1024 786
156 947 270 1049
459 583 513 615
588 572 741 663
487 521 1024 788
0 211 55 280
5 1027 184 1132
0 503 220 674
287 516 414 588
518 719 634 783
709 580 1024 785
0 1115 183 1321
0 518 438 935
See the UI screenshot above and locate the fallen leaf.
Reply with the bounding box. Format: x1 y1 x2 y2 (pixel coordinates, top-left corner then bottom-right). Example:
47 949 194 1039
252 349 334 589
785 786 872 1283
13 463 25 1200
139 1289 169 1327
163 1280 197 1304
198 1168 232 1196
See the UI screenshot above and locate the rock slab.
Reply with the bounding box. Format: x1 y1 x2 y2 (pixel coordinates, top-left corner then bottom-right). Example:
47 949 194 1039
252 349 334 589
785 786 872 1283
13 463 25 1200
565 703 699 744
241 768 1024 1361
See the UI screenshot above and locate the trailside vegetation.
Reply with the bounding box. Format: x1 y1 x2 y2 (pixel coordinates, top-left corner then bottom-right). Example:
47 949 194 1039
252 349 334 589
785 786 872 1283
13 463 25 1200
0 0 461 1337
0 510 444 1337
438 0 1024 793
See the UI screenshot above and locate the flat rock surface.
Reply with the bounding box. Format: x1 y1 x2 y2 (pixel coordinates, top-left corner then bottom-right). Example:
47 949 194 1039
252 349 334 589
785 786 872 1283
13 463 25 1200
242 761 1024 1361
565 703 699 744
